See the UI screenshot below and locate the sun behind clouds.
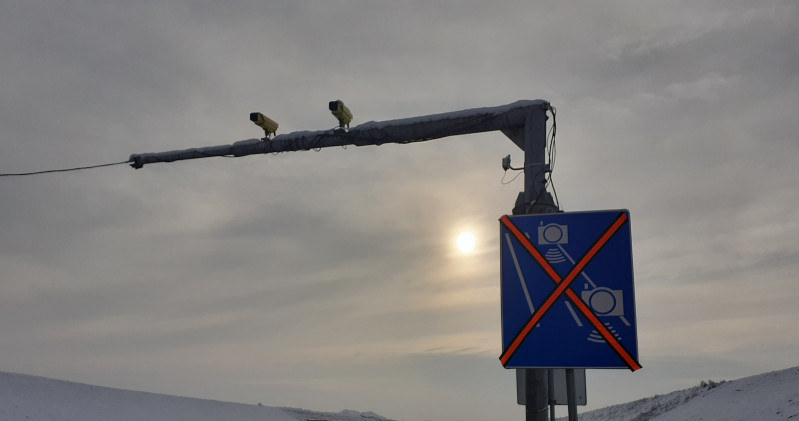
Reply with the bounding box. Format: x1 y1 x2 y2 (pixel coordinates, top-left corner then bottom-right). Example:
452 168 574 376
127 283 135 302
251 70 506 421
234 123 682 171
456 232 476 254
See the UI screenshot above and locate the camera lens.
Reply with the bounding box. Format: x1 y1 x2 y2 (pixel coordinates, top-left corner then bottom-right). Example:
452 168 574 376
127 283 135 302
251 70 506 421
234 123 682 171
587 289 616 315
542 224 564 243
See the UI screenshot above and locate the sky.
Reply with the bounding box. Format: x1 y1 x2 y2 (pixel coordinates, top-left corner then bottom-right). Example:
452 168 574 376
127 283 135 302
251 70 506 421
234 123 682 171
1 1 797 421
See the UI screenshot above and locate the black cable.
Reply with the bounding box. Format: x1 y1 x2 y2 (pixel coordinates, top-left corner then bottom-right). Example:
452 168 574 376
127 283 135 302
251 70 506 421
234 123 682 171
524 105 560 211
501 169 524 185
545 105 560 209
549 172 560 209
0 160 131 177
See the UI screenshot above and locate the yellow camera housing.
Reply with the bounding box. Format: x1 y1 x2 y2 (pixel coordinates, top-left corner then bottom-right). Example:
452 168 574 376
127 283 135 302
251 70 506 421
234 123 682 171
328 100 352 128
249 112 278 137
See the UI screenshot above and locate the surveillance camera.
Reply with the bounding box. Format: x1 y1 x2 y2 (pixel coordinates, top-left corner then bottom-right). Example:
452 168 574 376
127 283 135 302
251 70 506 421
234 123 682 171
249 112 278 137
328 100 352 128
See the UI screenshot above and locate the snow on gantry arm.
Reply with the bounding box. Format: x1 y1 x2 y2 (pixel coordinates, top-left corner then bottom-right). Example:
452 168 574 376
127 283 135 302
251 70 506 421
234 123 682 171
128 99 550 168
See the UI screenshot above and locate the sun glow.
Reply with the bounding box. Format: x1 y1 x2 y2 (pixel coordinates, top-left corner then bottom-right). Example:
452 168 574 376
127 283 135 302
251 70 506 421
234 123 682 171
456 232 476 253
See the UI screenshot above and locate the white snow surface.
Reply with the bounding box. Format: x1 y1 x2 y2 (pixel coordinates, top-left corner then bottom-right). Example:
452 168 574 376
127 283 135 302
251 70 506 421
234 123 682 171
565 366 799 421
0 371 394 421
1 366 797 421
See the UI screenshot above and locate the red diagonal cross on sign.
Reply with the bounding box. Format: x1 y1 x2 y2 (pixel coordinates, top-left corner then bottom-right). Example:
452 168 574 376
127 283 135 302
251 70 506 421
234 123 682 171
499 213 641 371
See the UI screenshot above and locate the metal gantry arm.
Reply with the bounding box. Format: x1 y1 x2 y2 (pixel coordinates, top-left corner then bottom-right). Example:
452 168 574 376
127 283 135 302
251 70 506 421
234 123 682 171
130 100 546 163
129 99 553 213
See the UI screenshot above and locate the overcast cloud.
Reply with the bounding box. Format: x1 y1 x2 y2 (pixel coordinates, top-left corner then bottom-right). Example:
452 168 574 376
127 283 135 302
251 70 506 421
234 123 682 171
1 1 798 420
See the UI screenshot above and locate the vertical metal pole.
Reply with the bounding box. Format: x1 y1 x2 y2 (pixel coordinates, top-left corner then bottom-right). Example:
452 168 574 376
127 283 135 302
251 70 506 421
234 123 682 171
566 369 578 421
524 369 549 421
517 106 554 421
514 107 554 215
548 369 556 421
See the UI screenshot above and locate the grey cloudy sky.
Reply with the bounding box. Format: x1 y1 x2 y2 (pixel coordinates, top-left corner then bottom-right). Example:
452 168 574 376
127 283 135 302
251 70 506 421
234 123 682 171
1 1 798 420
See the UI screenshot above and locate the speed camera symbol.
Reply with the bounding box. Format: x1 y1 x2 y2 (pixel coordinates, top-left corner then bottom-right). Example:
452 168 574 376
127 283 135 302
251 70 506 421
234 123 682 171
581 287 624 317
538 223 568 245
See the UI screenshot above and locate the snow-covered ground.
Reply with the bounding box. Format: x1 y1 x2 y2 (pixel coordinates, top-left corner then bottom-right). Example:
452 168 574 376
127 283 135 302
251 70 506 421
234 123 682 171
565 366 799 421
0 370 394 421
0 366 797 421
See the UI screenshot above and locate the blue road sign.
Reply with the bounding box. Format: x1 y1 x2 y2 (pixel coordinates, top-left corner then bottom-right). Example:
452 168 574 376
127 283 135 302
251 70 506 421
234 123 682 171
499 210 640 370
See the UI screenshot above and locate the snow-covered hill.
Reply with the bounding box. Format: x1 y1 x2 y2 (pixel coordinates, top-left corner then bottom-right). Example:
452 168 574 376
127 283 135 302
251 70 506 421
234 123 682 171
1 366 797 421
566 366 799 421
0 370 394 421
